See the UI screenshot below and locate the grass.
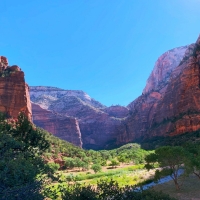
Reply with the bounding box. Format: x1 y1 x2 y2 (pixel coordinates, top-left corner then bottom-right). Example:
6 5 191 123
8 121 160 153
61 164 155 187
152 174 200 200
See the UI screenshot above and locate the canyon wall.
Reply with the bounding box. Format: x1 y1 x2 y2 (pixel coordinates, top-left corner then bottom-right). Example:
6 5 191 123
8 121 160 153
30 87 127 149
32 103 82 147
0 56 32 121
116 36 200 145
30 35 200 149
149 38 200 137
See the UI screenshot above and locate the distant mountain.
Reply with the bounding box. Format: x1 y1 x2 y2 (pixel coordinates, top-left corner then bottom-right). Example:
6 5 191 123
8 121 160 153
30 86 105 110
30 86 128 149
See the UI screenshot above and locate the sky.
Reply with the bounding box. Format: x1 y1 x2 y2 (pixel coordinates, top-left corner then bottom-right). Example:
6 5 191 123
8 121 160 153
0 0 200 106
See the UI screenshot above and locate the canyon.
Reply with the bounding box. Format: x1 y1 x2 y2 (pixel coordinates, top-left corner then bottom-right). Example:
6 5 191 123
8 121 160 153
3 35 199 150
31 36 200 149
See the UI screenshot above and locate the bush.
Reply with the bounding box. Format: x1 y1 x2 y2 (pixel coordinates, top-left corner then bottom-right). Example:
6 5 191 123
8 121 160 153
44 180 177 200
109 159 120 168
91 164 102 173
47 163 60 173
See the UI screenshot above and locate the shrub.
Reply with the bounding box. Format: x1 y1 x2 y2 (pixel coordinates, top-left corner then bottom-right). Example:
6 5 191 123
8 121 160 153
91 164 102 173
47 163 60 173
44 179 177 200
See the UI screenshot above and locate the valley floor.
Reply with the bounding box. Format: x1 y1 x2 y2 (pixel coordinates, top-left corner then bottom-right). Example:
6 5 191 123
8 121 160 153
60 163 156 187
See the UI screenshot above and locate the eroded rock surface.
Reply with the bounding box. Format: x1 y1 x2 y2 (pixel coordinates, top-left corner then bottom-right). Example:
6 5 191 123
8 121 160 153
30 87 127 149
32 103 82 147
116 36 200 145
0 56 32 121
143 46 188 94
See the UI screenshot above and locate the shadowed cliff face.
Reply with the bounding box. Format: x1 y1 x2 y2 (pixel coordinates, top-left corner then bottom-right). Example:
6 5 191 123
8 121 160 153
32 103 82 147
30 87 128 149
0 56 32 121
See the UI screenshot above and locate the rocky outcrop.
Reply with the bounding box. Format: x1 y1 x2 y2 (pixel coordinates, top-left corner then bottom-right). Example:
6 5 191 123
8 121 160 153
32 103 82 147
0 56 32 121
103 106 129 118
143 46 188 94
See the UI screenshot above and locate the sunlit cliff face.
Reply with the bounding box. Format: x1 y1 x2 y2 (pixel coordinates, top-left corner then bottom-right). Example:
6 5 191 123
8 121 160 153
0 56 32 121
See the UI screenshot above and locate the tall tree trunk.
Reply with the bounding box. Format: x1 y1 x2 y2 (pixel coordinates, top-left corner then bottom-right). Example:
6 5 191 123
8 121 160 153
173 179 180 190
193 171 200 179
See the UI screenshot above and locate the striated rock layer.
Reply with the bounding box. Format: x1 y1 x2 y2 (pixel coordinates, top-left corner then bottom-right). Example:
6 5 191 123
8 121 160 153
0 56 32 121
149 37 200 137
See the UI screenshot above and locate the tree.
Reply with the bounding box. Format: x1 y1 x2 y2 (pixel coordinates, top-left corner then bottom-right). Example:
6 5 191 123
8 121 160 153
47 163 60 173
109 159 120 168
100 151 111 160
74 157 84 171
184 142 200 179
64 157 76 169
0 113 51 199
45 179 176 200
14 112 50 153
91 163 102 173
82 161 89 171
145 146 186 190
100 160 107 166
117 154 128 164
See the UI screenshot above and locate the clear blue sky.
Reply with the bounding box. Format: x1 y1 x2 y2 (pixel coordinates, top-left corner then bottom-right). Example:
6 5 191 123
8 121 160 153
0 0 200 106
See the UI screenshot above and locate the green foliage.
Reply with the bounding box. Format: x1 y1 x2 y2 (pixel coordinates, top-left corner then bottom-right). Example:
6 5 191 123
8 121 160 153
47 163 60 173
109 159 120 168
64 157 76 169
44 179 177 200
91 164 102 173
0 112 51 199
183 142 200 179
145 146 186 190
13 113 50 153
140 129 200 150
107 143 149 165
0 111 155 199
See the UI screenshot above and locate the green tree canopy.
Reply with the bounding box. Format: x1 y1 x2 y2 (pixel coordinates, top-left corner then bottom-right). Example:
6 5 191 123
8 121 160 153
91 163 102 173
145 146 186 190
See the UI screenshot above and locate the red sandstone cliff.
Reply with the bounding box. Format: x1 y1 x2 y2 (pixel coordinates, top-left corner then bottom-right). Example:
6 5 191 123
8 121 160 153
103 106 129 118
32 103 82 147
149 37 200 137
0 56 32 121
116 36 200 145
